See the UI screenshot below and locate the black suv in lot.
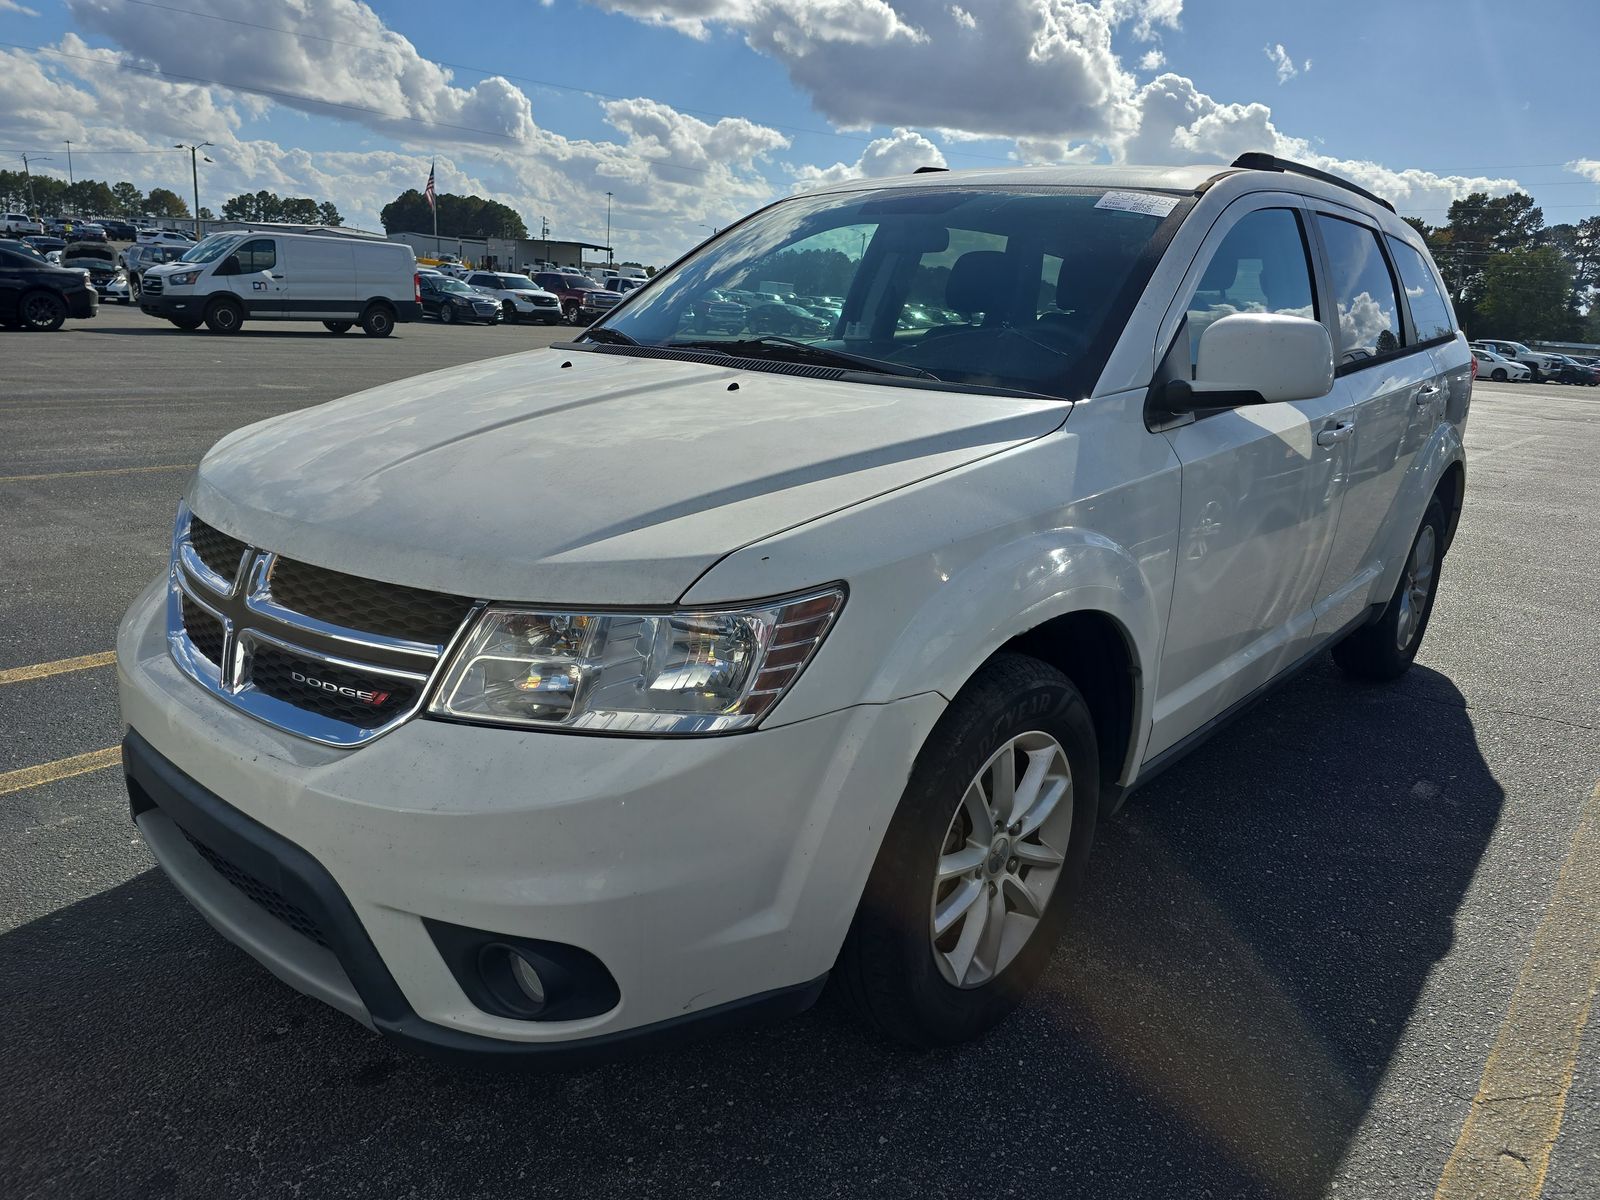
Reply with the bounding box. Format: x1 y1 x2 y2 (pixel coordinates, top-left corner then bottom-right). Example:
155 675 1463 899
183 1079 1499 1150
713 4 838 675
0 243 99 330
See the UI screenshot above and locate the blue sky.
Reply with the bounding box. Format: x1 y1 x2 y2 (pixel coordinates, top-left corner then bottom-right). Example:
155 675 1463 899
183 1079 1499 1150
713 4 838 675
1 0 1594 262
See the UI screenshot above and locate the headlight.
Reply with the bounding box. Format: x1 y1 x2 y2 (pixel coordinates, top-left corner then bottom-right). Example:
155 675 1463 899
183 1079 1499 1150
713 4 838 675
167 269 202 286
429 587 844 735
112 270 127 282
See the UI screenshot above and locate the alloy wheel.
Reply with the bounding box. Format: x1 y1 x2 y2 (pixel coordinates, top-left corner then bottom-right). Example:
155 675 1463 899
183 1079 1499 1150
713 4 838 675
930 731 1073 989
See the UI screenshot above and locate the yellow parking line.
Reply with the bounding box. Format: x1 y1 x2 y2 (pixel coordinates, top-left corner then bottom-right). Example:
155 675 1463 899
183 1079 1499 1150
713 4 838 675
0 747 121 797
1434 781 1600 1199
0 651 117 686
0 462 197 484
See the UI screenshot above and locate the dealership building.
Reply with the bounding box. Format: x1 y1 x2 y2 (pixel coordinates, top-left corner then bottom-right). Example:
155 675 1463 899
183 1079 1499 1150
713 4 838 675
389 232 613 272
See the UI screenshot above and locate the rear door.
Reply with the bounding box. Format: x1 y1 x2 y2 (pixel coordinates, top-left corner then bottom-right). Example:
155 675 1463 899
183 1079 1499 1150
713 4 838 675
1305 210 1442 635
1147 196 1350 758
225 237 286 316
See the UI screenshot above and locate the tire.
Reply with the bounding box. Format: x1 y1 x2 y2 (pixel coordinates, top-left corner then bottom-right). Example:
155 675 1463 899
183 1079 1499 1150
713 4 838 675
1332 497 1447 682
562 299 580 324
19 290 67 332
360 304 395 337
1490 368 1507 382
834 652 1099 1047
322 320 353 334
439 305 455 325
203 296 244 334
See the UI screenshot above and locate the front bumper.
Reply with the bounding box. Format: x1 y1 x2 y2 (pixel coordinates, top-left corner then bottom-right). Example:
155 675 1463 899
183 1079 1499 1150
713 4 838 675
140 292 200 320
117 577 943 1059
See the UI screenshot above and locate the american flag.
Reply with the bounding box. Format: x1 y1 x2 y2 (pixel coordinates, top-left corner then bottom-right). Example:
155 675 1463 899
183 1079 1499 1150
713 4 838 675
425 162 436 211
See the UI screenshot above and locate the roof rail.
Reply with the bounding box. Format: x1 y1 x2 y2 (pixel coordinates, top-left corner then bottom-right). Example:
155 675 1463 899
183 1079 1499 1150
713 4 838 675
1229 152 1396 213
913 165 949 174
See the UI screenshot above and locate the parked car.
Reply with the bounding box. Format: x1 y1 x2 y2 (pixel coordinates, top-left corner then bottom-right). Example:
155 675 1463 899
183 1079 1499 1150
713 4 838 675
1 211 42 236
463 271 563 324
136 228 196 248
532 270 623 323
744 298 830 336
1546 354 1600 385
0 237 43 259
139 231 419 335
1469 347 1530 382
1469 339 1562 382
118 154 1471 1061
122 243 191 300
689 288 746 332
24 235 66 261
61 241 131 304
96 218 138 241
601 275 647 295
0 242 99 330
421 273 501 324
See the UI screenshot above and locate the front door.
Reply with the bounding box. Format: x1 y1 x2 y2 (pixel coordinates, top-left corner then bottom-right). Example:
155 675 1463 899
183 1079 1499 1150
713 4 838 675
225 238 285 315
1147 200 1350 759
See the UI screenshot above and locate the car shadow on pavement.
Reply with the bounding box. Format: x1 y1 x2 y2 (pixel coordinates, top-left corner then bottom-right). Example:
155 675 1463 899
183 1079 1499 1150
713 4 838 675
0 660 1500 1200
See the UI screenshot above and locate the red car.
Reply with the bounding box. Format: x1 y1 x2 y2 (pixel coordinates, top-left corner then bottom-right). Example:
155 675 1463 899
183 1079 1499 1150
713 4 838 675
531 271 623 324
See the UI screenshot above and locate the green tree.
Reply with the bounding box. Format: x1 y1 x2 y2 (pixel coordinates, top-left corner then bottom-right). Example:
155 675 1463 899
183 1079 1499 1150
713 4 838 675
65 179 116 216
1476 247 1575 342
145 187 190 218
380 188 527 239
316 200 342 226
110 181 144 217
1428 191 1543 303
221 190 343 226
1543 216 1600 302
197 207 215 221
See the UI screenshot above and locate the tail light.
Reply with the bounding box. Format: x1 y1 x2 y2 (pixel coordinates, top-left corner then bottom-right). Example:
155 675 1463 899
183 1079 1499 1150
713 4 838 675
413 272 422 303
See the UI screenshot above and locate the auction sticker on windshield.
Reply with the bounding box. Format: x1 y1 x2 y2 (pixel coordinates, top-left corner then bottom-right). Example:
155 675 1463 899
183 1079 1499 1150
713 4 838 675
1094 191 1180 217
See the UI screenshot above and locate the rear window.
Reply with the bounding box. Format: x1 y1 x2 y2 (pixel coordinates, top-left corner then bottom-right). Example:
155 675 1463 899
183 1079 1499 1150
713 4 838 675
1385 236 1453 342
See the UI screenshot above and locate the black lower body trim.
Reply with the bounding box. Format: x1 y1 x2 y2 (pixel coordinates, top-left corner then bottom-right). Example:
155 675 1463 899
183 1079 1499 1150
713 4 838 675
122 731 827 1066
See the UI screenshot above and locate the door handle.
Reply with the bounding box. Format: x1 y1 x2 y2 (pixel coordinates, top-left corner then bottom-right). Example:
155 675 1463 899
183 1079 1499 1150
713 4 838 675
1316 422 1355 448
1415 383 1441 405
270 274 284 280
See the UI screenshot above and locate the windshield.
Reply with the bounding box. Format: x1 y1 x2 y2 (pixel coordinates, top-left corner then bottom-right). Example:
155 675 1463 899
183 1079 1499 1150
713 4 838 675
498 274 540 290
440 279 475 295
562 275 598 290
180 235 241 264
593 186 1186 398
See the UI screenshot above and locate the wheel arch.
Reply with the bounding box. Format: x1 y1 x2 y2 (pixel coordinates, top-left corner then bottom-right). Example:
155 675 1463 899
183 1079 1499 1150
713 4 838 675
1434 458 1466 554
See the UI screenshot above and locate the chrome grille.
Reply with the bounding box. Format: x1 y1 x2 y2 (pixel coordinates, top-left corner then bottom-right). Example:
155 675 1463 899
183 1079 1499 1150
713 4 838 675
141 273 163 296
166 501 481 747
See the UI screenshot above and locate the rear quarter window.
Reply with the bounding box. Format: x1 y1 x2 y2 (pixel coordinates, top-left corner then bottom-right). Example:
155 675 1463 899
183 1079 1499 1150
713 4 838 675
1315 214 1403 365
1385 235 1454 342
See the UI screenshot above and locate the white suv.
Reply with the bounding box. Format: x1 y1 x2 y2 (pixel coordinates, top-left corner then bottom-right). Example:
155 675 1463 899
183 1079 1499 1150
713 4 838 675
118 155 1470 1061
135 228 195 248
463 270 563 324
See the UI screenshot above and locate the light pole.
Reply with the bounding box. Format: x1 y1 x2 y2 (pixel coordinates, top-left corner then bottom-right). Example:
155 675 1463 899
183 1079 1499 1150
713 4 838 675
605 191 613 265
64 140 73 186
698 223 719 237
175 142 213 238
18 153 51 215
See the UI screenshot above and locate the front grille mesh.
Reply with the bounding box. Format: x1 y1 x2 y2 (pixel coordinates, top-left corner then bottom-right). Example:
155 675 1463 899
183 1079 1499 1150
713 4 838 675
188 516 247 586
180 594 225 666
268 558 474 645
248 643 416 726
179 826 329 948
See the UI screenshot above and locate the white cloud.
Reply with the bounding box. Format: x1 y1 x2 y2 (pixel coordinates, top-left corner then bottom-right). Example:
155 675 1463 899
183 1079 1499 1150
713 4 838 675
0 1 41 15
793 126 946 188
1139 48 1166 71
949 4 975 30
1264 43 1305 84
1567 158 1600 184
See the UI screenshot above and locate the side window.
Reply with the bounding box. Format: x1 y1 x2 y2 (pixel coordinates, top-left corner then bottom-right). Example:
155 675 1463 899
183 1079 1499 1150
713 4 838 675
1386 235 1453 342
468 274 491 288
1185 207 1316 362
1315 214 1403 364
234 239 276 273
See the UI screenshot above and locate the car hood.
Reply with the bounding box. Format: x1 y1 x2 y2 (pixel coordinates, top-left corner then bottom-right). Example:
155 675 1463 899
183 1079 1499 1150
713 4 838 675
188 349 1070 605
511 289 555 300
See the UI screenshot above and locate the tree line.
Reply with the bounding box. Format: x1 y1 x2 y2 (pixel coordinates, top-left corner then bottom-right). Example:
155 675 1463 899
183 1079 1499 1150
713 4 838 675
1405 194 1599 344
380 189 528 240
0 172 192 219
220 190 341 226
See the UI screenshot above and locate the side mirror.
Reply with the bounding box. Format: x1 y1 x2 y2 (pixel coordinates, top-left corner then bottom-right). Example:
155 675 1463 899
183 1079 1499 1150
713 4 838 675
1167 313 1335 411
216 255 241 276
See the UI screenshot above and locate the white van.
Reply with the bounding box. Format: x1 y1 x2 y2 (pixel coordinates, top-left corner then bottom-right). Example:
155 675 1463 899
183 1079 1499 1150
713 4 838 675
138 231 420 335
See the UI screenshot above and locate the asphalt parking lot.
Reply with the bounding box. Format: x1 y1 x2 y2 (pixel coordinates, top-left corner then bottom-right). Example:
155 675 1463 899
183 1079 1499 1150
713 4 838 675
2 307 1596 1200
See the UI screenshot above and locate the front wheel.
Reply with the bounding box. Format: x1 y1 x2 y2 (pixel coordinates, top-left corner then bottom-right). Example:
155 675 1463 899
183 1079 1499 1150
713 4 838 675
322 320 353 334
169 317 203 331
1333 497 1446 681
562 299 580 324
360 305 395 337
1490 368 1507 382
204 297 244 334
439 304 455 325
834 653 1098 1047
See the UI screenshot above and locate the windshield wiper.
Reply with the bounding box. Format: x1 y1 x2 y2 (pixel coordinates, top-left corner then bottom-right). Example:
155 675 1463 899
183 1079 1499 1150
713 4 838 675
673 335 938 381
581 326 637 346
